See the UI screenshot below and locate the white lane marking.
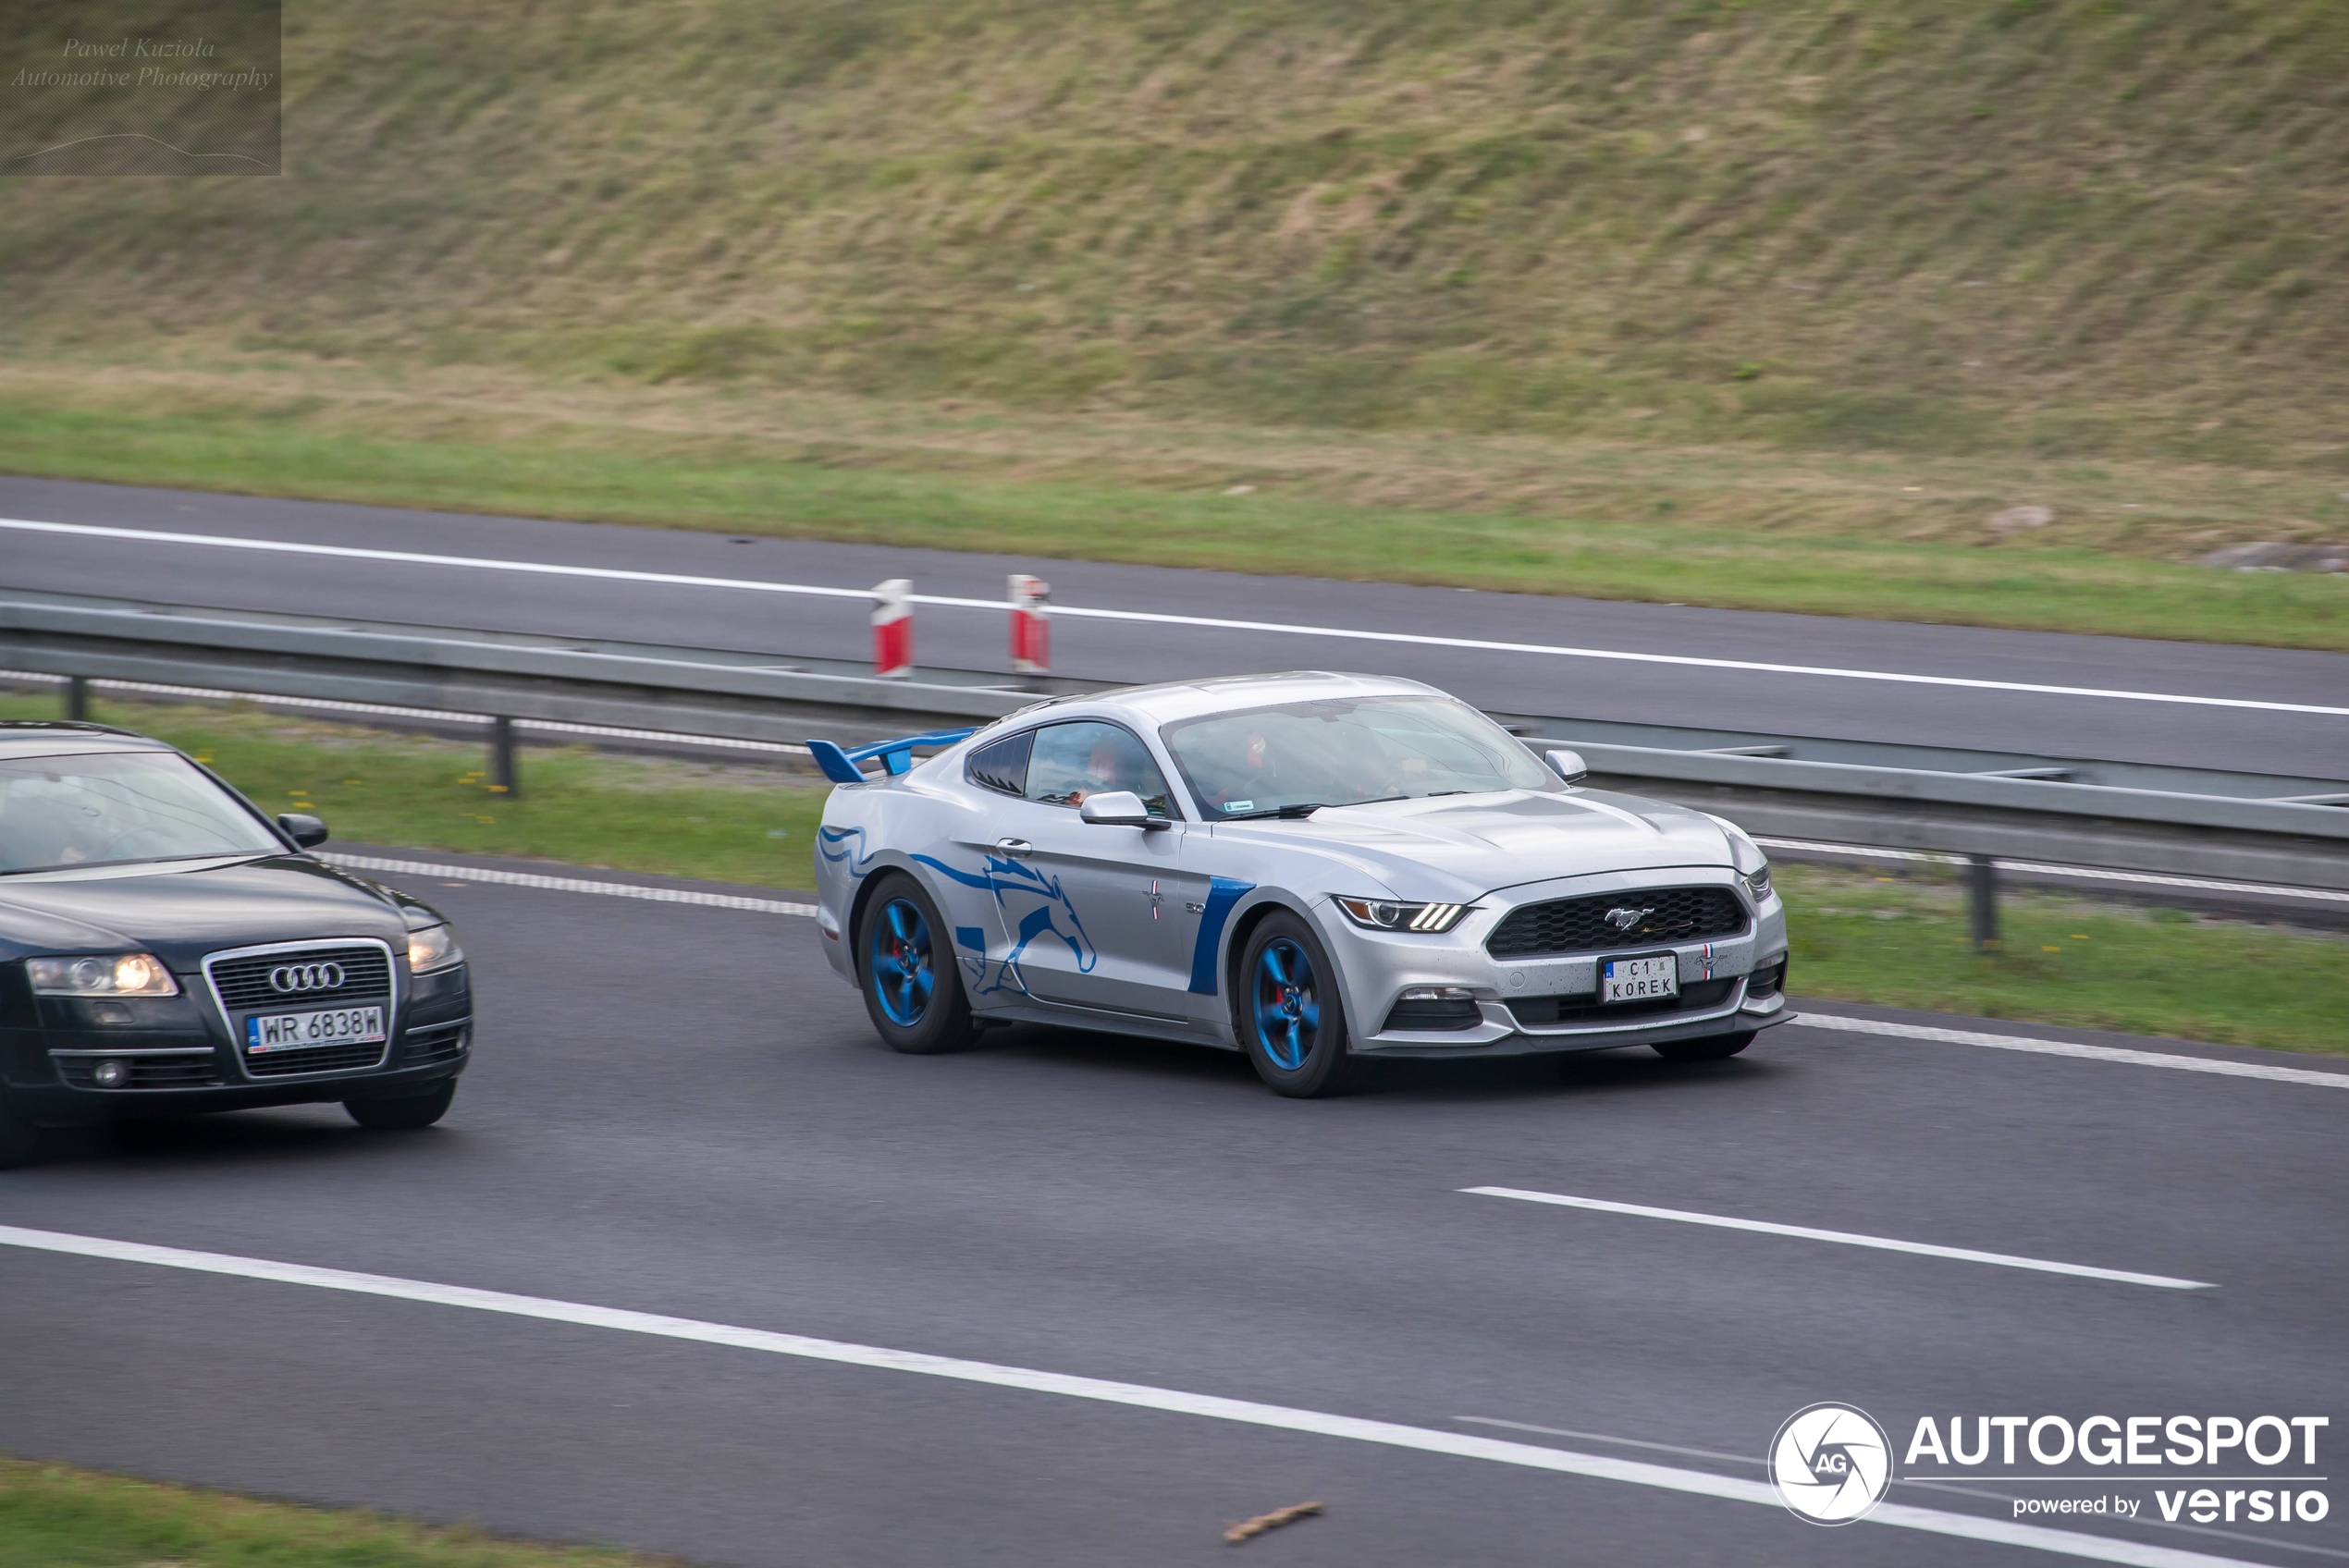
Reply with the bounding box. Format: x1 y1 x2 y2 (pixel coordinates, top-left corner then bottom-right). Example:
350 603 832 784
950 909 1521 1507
1794 1011 2349 1089
0 1225 2273 1568
6 517 2344 717
1462 1187 2212 1290
1753 837 2349 905
321 854 817 916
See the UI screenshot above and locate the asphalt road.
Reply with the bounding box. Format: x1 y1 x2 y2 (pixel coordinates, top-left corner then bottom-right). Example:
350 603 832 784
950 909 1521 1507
4 475 2346 777
2 859 2343 1568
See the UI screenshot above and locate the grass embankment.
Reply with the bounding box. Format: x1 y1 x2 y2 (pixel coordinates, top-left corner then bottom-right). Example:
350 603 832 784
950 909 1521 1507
4 2 2347 644
0 1456 674 1568
18 692 2347 1056
2 694 831 888
1779 864 2348 1059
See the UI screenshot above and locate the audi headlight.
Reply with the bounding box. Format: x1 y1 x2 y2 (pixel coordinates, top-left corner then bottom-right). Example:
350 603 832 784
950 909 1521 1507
1334 897 1470 934
28 953 179 997
406 924 464 973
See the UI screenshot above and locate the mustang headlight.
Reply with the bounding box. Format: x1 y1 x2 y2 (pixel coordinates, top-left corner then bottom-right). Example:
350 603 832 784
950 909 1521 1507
1334 897 1470 934
406 923 465 973
28 953 179 997
1705 814 1773 903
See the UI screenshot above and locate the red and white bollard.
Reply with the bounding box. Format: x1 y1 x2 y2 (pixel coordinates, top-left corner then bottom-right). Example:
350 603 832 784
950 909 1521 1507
1008 573 1050 676
872 578 913 679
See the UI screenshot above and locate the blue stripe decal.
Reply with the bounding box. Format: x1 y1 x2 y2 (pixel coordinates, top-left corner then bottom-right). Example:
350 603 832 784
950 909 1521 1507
1187 877 1256 996
955 925 986 952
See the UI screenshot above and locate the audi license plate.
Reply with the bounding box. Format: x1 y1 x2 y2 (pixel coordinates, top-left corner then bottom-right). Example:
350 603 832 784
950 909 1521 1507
1601 955 1679 1004
245 1005 386 1054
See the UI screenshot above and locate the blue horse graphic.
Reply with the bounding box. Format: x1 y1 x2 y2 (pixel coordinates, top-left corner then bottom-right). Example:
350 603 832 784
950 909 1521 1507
816 825 880 877
912 852 1095 998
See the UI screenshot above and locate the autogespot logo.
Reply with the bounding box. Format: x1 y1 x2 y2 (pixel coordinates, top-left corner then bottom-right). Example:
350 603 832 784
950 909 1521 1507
268 962 345 994
1771 1403 1895 1525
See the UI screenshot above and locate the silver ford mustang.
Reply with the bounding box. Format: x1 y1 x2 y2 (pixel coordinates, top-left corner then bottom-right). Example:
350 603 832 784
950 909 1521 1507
810 672 1789 1096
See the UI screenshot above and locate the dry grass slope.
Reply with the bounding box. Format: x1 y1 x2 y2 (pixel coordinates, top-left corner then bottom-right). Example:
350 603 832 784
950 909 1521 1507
6 0 2347 468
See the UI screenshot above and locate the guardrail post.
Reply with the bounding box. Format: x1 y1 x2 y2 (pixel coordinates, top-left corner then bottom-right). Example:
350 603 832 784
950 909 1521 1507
1968 853 1999 952
491 716 519 798
65 676 91 721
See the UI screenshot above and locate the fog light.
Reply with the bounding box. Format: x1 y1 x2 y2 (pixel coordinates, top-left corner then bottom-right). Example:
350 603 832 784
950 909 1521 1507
1400 986 1476 1001
91 1058 129 1088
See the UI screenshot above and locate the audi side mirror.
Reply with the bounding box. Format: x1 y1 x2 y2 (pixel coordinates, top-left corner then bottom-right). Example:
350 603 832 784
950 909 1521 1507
1545 749 1589 785
277 812 329 848
1078 790 1168 829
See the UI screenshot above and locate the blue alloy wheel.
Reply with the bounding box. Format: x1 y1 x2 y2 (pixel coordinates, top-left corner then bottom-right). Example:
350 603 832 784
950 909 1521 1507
1252 937 1321 1071
869 897 936 1026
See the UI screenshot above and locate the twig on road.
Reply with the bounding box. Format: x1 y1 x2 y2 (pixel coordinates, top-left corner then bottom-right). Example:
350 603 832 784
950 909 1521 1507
1224 1501 1323 1545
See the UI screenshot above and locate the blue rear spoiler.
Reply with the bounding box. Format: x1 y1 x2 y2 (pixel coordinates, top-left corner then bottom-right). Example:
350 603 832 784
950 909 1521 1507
806 729 977 785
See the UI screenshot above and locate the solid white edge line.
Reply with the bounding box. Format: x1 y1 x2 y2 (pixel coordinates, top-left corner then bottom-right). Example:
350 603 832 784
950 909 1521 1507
1793 1012 2349 1089
320 853 817 916
322 859 2344 1086
7 517 2344 717
0 1223 2275 1568
1462 1188 2213 1291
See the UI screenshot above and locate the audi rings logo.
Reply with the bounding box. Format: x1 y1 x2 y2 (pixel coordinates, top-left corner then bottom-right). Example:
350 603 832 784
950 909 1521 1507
268 962 346 994
1770 1403 1894 1525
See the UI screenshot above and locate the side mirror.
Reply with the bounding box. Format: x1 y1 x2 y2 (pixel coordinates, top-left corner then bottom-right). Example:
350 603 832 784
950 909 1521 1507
1078 790 1169 829
277 812 329 849
1544 749 1589 785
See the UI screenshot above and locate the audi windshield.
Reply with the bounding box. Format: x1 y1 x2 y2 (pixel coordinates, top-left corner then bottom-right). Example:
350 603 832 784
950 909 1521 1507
1162 694 1561 818
0 750 282 875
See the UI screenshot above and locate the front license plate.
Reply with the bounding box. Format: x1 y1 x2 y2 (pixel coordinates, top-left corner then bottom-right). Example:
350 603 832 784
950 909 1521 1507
1601 955 1679 1004
245 1005 387 1054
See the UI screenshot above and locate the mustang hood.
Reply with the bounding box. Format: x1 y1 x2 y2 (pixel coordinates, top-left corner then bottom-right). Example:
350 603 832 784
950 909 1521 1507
0 855 408 970
1223 789 1738 900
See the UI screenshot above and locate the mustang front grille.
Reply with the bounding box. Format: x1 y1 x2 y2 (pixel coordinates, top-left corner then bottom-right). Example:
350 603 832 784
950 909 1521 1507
208 945 393 1011
1486 887 1747 959
1506 977 1739 1026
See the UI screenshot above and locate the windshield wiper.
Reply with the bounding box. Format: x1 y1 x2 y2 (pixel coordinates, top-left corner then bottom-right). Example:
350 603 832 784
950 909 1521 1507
1224 796 1410 820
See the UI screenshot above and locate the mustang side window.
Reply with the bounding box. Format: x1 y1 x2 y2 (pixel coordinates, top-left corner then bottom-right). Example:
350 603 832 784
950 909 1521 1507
1024 722 1175 818
965 729 1034 797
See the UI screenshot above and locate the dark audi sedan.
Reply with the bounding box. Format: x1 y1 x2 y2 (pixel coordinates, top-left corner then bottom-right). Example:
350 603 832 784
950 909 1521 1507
0 720 473 1165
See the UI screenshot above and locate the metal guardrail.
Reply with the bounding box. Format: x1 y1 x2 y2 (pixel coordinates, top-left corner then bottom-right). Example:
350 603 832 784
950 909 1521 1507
4 590 2345 924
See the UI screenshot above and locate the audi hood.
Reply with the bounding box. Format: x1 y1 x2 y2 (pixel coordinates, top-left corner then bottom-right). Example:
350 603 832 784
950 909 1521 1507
0 855 418 971
1212 788 1742 902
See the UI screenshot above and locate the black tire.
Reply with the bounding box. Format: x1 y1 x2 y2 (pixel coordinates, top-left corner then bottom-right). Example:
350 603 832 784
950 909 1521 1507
1233 912 1359 1097
1651 1031 1755 1062
0 1087 44 1170
855 872 980 1055
345 1080 456 1130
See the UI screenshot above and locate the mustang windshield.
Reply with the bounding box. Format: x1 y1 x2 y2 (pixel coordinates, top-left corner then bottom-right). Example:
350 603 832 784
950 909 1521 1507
1162 695 1560 817
0 750 282 874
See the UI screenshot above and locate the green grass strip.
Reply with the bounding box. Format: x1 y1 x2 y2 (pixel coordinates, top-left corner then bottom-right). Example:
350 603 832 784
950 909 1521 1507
0 1456 679 1568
